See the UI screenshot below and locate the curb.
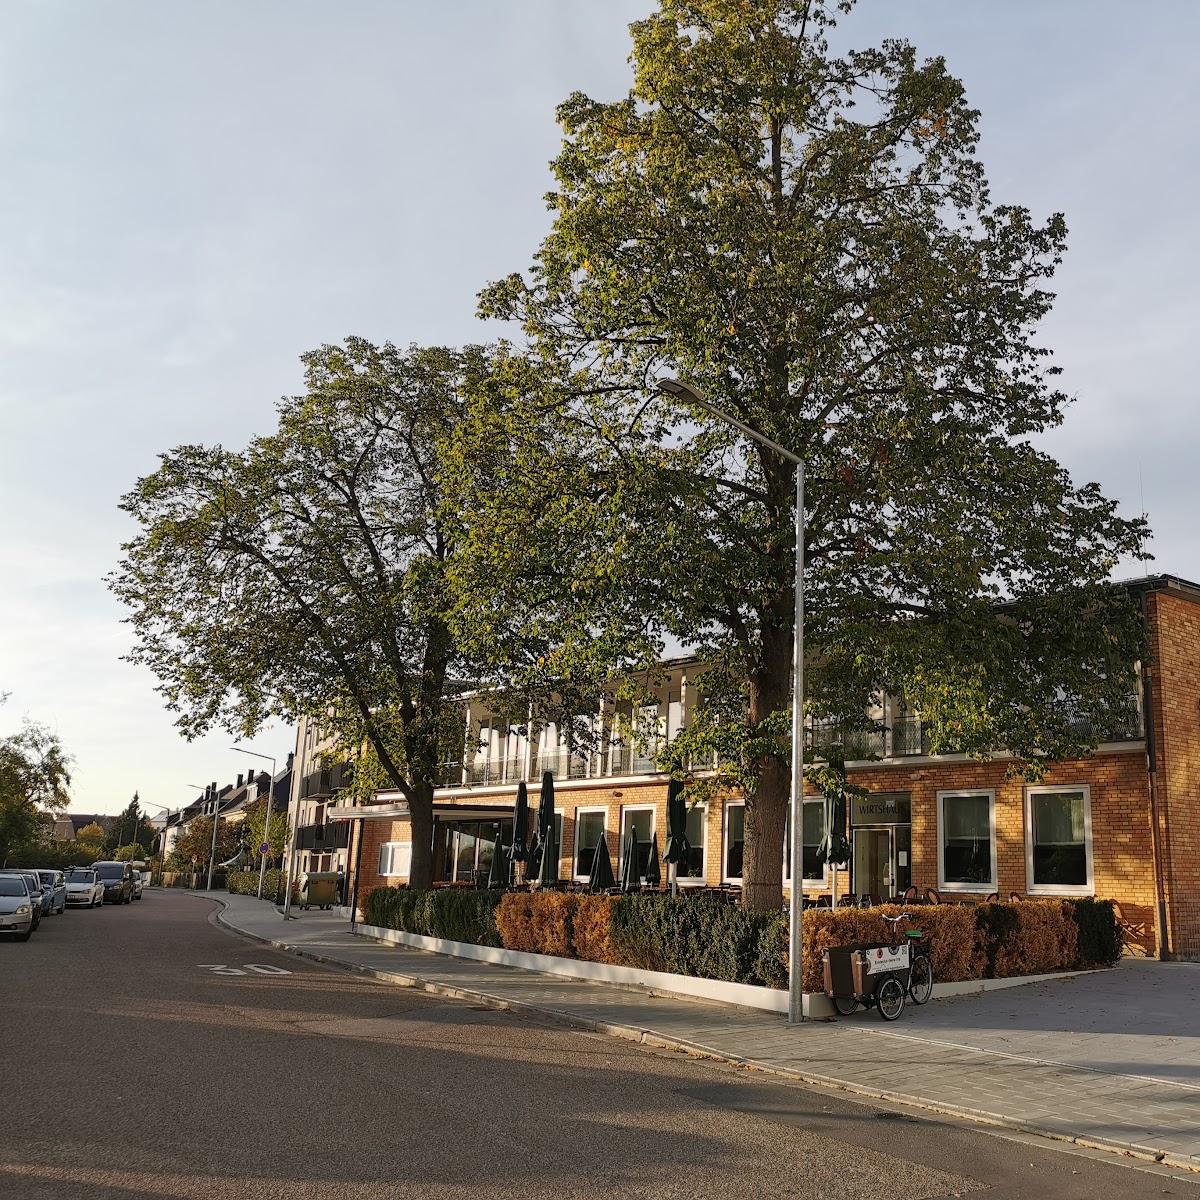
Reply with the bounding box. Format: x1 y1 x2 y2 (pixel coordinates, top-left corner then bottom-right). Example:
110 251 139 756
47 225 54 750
201 895 1199 1177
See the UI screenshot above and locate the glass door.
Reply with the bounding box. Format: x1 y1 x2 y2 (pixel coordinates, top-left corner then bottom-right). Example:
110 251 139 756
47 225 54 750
852 827 893 899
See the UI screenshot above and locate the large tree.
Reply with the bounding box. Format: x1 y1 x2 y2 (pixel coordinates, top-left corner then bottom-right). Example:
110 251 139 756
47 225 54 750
0 718 72 866
474 0 1148 909
112 340 503 889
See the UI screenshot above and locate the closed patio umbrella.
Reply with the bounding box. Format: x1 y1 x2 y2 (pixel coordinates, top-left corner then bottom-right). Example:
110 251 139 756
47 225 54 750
644 832 661 889
486 826 509 889
662 778 690 896
588 832 615 892
620 825 640 892
535 771 557 887
509 780 530 865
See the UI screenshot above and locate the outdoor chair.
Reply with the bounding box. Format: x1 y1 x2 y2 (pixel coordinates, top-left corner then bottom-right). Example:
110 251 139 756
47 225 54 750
1008 892 1023 903
925 887 942 904
836 894 857 908
984 892 999 903
1111 901 1149 954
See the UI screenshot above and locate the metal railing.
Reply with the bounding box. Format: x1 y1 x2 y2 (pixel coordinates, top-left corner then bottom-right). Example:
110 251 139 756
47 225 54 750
299 762 353 799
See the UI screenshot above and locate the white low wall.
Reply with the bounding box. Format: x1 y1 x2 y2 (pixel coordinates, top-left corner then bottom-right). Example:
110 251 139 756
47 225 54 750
354 920 835 1018
352 922 1098 1020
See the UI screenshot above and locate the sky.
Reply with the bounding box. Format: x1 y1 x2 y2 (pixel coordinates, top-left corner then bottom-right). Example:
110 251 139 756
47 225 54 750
1 1 1197 817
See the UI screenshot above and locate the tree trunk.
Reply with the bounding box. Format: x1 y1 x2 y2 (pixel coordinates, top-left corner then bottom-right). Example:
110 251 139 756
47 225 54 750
743 755 788 911
740 610 794 913
407 780 435 890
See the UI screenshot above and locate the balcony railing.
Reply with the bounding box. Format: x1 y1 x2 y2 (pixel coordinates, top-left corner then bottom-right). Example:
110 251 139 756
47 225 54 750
295 822 350 852
300 762 353 799
535 747 591 781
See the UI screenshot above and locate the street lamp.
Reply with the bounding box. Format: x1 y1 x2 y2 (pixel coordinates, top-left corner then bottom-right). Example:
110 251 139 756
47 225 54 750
230 746 277 900
138 801 174 882
656 377 807 1024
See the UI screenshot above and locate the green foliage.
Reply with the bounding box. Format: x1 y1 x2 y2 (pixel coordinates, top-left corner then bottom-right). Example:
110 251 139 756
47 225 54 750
974 902 1020 977
75 821 107 847
1069 898 1123 966
0 717 72 865
226 868 285 898
364 887 503 947
109 338 540 890
608 894 783 985
166 816 238 871
104 796 157 856
238 796 288 863
113 843 147 862
464 0 1148 909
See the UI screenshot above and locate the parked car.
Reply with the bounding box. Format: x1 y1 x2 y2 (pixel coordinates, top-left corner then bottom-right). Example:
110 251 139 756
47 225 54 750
64 867 105 908
0 872 43 929
0 874 35 941
130 869 144 900
35 870 67 915
92 861 134 904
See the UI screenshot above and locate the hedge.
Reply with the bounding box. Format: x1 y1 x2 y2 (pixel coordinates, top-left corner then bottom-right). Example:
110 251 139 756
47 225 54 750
363 888 1122 992
226 869 284 898
365 886 503 947
797 899 1122 992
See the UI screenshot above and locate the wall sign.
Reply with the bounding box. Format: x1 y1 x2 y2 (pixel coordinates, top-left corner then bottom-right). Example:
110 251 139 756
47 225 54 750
849 792 911 826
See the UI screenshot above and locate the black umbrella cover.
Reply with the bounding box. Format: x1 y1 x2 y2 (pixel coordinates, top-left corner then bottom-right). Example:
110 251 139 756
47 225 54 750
509 780 530 863
588 832 616 892
620 825 640 892
662 779 691 866
644 832 662 888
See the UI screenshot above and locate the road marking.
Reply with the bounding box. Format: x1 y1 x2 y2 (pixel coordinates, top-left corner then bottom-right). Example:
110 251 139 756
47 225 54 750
197 963 292 976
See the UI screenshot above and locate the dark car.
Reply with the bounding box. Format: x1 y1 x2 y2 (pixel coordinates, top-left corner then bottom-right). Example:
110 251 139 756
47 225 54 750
92 861 134 904
0 871 45 926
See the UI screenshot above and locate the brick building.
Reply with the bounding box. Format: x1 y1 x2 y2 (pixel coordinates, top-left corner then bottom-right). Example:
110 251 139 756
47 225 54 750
313 574 1200 959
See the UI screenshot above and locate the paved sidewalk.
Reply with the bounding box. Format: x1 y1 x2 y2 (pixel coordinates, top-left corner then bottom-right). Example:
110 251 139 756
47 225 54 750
195 890 1200 1173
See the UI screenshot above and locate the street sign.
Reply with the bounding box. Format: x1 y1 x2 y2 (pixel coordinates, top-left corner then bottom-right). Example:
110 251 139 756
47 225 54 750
259 842 270 855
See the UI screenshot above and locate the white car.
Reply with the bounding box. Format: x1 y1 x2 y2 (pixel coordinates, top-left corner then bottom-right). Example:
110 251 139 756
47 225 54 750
63 867 105 908
130 869 144 900
0 874 35 940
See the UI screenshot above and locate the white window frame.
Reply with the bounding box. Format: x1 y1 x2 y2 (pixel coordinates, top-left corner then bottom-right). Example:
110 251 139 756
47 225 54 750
723 801 745 884
936 790 997 893
618 804 656 881
378 841 411 878
677 802 707 886
1025 784 1094 896
785 798 830 890
572 807 608 881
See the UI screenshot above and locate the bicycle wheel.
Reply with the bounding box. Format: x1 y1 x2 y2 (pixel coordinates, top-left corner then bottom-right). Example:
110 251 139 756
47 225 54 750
832 994 859 1016
876 976 905 1021
909 954 934 1005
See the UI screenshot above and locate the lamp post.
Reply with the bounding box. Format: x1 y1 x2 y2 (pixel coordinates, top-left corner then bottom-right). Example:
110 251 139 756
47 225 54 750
205 781 220 891
230 746 277 899
139 801 173 884
656 378 807 1024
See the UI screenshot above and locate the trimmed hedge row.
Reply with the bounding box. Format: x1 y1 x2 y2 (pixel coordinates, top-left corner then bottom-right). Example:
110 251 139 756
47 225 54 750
797 899 1122 992
365 886 503 947
362 888 1122 992
226 868 284 897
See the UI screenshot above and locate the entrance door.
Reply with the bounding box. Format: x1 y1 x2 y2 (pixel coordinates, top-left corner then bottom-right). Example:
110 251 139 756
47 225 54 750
853 828 892 899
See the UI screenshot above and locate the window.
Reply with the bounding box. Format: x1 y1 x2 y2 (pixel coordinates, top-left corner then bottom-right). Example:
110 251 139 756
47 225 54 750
783 801 827 883
724 803 745 881
938 792 996 890
679 804 706 881
1026 787 1092 894
574 808 607 879
619 806 655 880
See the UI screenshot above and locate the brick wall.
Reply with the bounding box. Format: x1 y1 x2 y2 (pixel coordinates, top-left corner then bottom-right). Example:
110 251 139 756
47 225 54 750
1147 590 1200 958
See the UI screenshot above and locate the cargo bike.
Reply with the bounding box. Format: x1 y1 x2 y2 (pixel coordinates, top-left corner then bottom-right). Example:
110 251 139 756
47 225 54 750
822 912 934 1021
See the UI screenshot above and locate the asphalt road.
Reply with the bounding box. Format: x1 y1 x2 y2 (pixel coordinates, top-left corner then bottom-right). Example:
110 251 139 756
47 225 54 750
0 891 1194 1200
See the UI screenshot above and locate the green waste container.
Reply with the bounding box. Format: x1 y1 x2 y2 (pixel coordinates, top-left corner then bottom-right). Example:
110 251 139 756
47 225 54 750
297 871 340 911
